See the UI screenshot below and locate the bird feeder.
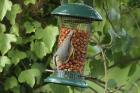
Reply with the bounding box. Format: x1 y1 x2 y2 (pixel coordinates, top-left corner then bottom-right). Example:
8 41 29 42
45 3 102 88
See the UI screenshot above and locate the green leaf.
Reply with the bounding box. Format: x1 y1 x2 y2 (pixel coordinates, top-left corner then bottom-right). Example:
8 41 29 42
32 21 42 28
11 86 20 93
18 69 41 87
0 0 12 21
24 20 42 34
123 91 129 93
0 23 6 33
34 84 70 93
10 23 19 36
22 36 35 44
24 0 37 5
0 33 17 55
8 49 27 65
87 45 102 57
35 28 44 39
6 4 22 25
31 63 45 84
42 25 59 53
133 83 140 93
107 79 117 89
4 76 18 90
31 40 47 59
0 56 11 67
31 63 45 72
35 25 59 53
128 0 140 7
89 60 104 77
108 66 131 84
83 60 90 75
128 63 137 76
0 56 11 72
24 21 35 33
87 80 104 93
109 28 131 54
49 84 69 93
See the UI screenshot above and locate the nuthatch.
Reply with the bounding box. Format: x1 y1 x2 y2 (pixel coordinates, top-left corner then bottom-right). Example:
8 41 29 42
53 30 75 69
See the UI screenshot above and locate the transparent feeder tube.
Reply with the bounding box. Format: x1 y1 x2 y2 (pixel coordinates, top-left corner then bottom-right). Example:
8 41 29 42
57 17 91 74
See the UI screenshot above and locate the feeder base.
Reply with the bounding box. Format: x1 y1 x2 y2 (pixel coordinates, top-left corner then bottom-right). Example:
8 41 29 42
44 76 87 88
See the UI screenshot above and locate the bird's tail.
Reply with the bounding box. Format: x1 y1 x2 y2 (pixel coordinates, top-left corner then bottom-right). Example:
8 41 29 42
53 55 57 67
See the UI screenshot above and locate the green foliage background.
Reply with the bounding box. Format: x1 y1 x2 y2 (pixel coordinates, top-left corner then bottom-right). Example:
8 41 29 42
0 0 140 93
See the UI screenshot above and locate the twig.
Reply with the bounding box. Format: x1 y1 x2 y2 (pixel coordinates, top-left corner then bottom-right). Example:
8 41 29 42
86 52 102 59
84 76 105 84
108 56 140 69
108 84 125 93
85 76 115 93
21 61 27 70
87 78 105 89
130 11 140 32
114 85 125 92
101 49 108 93
88 86 98 93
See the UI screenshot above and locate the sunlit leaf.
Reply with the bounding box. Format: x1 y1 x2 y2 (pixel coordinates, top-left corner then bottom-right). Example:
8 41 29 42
35 28 44 39
0 33 17 55
0 23 6 33
35 25 59 53
6 4 22 25
24 21 36 33
0 0 12 21
10 23 19 36
87 45 102 57
43 25 59 53
108 66 131 84
31 40 47 59
18 69 41 87
24 0 37 5
0 56 11 72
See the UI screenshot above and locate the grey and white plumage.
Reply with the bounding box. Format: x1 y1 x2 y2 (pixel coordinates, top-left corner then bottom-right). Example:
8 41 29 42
53 30 75 69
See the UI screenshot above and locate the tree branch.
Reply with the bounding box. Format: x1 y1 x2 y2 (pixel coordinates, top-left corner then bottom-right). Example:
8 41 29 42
101 49 108 93
85 76 105 84
88 86 98 93
109 56 140 69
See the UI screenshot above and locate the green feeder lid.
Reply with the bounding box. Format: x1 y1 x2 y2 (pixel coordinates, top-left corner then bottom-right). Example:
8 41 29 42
51 3 102 21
